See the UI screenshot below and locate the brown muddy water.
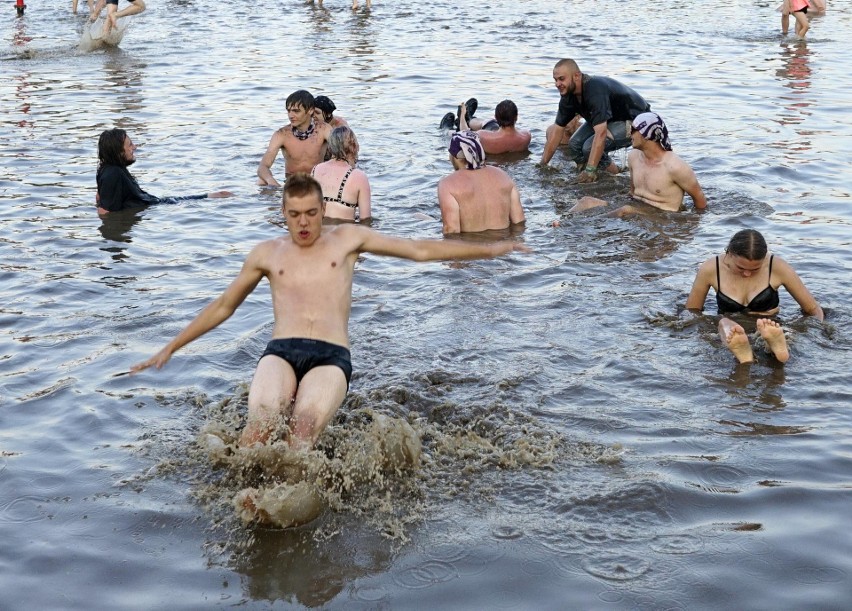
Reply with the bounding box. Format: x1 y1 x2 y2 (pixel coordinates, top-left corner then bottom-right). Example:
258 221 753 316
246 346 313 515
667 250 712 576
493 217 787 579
1 0 851 608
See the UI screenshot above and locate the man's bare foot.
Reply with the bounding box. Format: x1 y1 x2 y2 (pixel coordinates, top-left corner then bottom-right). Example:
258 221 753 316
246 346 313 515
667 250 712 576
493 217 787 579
238 417 277 447
234 488 273 525
757 318 789 363
568 195 607 214
604 161 620 175
721 323 754 364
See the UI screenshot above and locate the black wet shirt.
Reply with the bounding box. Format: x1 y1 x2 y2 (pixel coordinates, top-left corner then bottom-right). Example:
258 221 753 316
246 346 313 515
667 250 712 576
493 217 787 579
96 164 206 212
555 75 650 128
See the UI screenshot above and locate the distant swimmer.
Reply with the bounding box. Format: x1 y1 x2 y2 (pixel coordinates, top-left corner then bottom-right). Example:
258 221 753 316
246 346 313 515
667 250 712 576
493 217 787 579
90 0 146 38
456 99 532 155
437 131 525 234
685 229 823 364
313 95 349 130
257 90 332 188
311 126 371 222
541 58 651 183
132 173 529 451
780 0 810 39
95 128 232 215
568 112 707 216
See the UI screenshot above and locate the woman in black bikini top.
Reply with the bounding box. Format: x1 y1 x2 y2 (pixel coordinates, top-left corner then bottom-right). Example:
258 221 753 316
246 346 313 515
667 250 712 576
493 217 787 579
685 229 823 364
310 126 372 222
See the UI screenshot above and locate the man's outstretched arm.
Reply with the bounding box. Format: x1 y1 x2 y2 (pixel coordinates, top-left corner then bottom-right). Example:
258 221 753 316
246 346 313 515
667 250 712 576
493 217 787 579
355 226 530 262
131 246 267 373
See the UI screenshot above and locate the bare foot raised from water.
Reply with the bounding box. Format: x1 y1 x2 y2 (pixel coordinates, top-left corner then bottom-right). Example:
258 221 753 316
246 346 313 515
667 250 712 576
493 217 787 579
234 488 273 525
720 320 754 364
757 318 789 363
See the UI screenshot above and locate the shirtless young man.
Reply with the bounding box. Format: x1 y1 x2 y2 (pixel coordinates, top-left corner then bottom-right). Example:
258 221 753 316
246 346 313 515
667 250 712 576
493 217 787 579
437 131 525 234
132 174 529 450
568 112 706 216
257 90 332 188
458 100 531 155
89 0 146 37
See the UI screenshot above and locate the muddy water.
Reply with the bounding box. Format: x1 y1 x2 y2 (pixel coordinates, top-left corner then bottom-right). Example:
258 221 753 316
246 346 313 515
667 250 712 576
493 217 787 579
1 0 851 608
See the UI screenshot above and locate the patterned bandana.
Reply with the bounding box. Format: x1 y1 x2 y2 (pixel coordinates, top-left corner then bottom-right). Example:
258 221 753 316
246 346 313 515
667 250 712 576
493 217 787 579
632 112 672 151
448 130 485 169
292 119 316 141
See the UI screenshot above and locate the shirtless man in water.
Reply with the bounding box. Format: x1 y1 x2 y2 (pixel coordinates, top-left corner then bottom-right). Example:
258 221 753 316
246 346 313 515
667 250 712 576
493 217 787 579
568 112 706 216
132 174 529 450
437 131 525 234
257 90 332 187
458 100 531 155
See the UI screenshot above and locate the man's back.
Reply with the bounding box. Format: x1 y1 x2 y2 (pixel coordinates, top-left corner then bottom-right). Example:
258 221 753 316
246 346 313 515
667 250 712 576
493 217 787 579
477 128 532 155
438 165 524 233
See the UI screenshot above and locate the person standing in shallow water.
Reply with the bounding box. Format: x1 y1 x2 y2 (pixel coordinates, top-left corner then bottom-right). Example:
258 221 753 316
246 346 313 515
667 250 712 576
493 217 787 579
257 90 332 187
685 229 823 364
311 126 371 222
131 174 529 450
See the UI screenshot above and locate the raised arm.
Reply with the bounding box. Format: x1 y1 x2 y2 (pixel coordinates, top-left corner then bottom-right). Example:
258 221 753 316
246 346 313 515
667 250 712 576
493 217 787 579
775 257 824 321
131 244 268 373
685 258 715 312
257 132 284 187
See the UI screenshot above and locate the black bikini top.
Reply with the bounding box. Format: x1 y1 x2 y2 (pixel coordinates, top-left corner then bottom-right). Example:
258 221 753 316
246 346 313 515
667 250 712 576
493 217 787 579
715 255 780 314
313 166 358 209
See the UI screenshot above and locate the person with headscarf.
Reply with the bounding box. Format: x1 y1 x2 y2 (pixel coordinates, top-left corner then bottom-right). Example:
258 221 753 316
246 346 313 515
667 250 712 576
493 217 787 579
313 95 349 130
437 131 525 234
565 112 706 216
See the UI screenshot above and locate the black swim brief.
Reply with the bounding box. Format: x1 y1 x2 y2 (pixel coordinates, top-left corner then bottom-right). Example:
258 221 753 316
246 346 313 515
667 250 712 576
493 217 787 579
260 338 352 386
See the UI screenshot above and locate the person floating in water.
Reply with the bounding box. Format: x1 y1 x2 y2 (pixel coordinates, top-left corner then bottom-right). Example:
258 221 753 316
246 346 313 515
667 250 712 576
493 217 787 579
95 128 232 215
685 229 823 364
437 131 525 234
454 99 532 155
89 0 146 38
257 90 332 187
131 173 529 451
567 112 707 216
541 58 651 183
311 126 371 222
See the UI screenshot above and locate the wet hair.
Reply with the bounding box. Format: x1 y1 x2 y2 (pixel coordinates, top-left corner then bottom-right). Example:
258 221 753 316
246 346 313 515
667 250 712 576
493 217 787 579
314 95 336 121
98 128 129 169
554 58 579 73
726 229 768 261
282 173 323 208
286 90 315 112
494 99 518 128
327 126 359 162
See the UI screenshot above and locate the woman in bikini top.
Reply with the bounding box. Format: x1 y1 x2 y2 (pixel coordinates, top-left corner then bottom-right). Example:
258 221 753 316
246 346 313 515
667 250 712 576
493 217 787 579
310 126 372 222
685 229 823 364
